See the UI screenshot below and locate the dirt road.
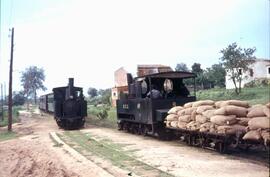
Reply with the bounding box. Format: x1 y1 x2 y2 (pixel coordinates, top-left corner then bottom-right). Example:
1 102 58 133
0 111 269 177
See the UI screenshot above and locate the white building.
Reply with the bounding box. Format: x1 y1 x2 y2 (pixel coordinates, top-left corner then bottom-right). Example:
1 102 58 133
226 59 270 89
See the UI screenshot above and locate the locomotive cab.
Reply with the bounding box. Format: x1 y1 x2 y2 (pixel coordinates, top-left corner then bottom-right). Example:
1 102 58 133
117 71 196 136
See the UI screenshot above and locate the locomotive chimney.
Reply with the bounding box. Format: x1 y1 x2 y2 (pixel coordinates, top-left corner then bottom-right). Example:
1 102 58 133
68 78 74 87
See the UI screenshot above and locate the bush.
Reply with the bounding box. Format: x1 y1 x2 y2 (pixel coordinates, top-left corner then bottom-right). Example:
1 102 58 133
244 78 270 88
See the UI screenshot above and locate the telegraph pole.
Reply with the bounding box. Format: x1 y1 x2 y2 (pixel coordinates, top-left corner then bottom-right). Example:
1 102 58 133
1 84 3 121
8 28 14 131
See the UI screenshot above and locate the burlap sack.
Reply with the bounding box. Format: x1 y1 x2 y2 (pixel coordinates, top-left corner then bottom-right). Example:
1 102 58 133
242 130 261 140
200 122 212 129
266 102 270 108
248 117 270 130
178 121 187 129
210 115 237 125
184 102 193 108
179 115 192 122
217 124 246 135
236 117 252 126
191 110 197 121
195 115 208 124
183 107 197 115
263 106 270 118
247 106 267 118
261 130 270 145
192 100 215 108
168 106 184 114
220 100 249 108
166 114 178 121
214 106 247 117
186 121 196 130
166 120 171 127
209 124 218 133
196 105 215 114
225 105 247 117
215 101 226 108
214 107 226 115
170 121 178 128
177 109 186 116
202 109 216 119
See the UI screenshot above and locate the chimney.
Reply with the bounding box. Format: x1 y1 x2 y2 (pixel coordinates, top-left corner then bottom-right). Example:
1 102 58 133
68 78 74 87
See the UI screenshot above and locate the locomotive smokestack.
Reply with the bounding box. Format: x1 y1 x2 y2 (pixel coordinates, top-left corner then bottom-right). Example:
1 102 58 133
68 78 74 87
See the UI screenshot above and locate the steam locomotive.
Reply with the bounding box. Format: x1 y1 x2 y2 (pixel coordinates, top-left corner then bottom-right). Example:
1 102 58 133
39 78 87 129
116 71 196 138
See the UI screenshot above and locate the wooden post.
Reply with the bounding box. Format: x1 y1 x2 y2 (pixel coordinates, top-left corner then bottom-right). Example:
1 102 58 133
1 84 3 121
8 28 14 132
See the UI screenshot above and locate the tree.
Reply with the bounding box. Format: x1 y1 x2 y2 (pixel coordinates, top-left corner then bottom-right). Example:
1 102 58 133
88 87 98 98
191 63 203 74
13 91 26 106
175 63 189 72
21 66 46 105
220 42 256 94
191 63 204 89
205 64 226 88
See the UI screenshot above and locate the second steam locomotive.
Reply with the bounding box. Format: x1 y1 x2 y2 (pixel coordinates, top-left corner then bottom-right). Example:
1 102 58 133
39 78 87 129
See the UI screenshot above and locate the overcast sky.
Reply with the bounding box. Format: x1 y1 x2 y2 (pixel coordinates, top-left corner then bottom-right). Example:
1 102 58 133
0 0 269 95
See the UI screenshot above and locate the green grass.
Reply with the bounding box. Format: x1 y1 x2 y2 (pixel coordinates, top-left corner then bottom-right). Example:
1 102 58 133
0 106 23 127
86 105 117 129
0 131 17 142
196 86 269 105
58 131 173 177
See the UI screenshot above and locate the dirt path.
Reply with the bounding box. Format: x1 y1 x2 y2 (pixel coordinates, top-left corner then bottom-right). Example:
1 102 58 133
82 126 270 177
0 111 114 177
0 111 269 177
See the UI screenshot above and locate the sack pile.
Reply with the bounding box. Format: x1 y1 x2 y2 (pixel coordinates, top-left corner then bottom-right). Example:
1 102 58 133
242 103 270 145
165 100 269 138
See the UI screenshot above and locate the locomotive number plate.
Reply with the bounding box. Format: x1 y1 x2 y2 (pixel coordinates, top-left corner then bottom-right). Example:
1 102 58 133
123 104 129 109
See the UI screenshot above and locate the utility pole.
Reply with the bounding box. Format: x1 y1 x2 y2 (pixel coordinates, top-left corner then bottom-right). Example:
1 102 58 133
1 84 3 121
8 28 14 132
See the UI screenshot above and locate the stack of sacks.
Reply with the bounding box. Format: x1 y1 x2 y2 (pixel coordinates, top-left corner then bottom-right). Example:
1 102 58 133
165 106 184 128
190 100 215 132
177 102 197 129
209 100 249 135
243 103 270 145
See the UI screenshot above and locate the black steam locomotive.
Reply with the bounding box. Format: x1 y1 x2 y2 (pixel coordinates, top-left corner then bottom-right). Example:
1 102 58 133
39 78 87 129
116 71 196 138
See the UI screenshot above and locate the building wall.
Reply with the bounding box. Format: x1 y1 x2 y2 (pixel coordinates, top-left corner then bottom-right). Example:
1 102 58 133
114 67 128 87
111 86 128 107
226 59 270 89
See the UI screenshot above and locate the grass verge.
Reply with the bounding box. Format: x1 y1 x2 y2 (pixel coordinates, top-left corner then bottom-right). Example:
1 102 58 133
58 131 172 177
86 106 117 129
0 106 23 127
197 86 269 105
0 131 17 142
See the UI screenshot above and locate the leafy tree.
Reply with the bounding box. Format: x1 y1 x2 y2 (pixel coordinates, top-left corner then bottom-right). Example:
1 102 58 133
220 42 256 94
175 63 189 72
12 91 26 106
191 63 204 89
191 63 203 74
205 64 226 88
21 66 46 105
87 87 98 98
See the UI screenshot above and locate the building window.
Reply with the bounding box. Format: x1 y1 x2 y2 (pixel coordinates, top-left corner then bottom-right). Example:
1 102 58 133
238 68 242 75
249 69 253 77
268 67 270 74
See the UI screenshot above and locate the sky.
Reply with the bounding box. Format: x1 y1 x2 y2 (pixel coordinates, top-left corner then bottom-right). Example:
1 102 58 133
0 0 269 96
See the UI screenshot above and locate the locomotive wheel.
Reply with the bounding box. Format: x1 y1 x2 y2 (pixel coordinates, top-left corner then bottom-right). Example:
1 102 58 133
118 123 123 130
216 142 226 153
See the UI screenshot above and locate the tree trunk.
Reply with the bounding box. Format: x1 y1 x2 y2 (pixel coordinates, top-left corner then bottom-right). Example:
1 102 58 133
238 77 242 93
34 90 37 105
232 77 239 94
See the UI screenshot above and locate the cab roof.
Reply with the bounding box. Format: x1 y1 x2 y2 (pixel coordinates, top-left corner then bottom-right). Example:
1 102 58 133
134 71 196 80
